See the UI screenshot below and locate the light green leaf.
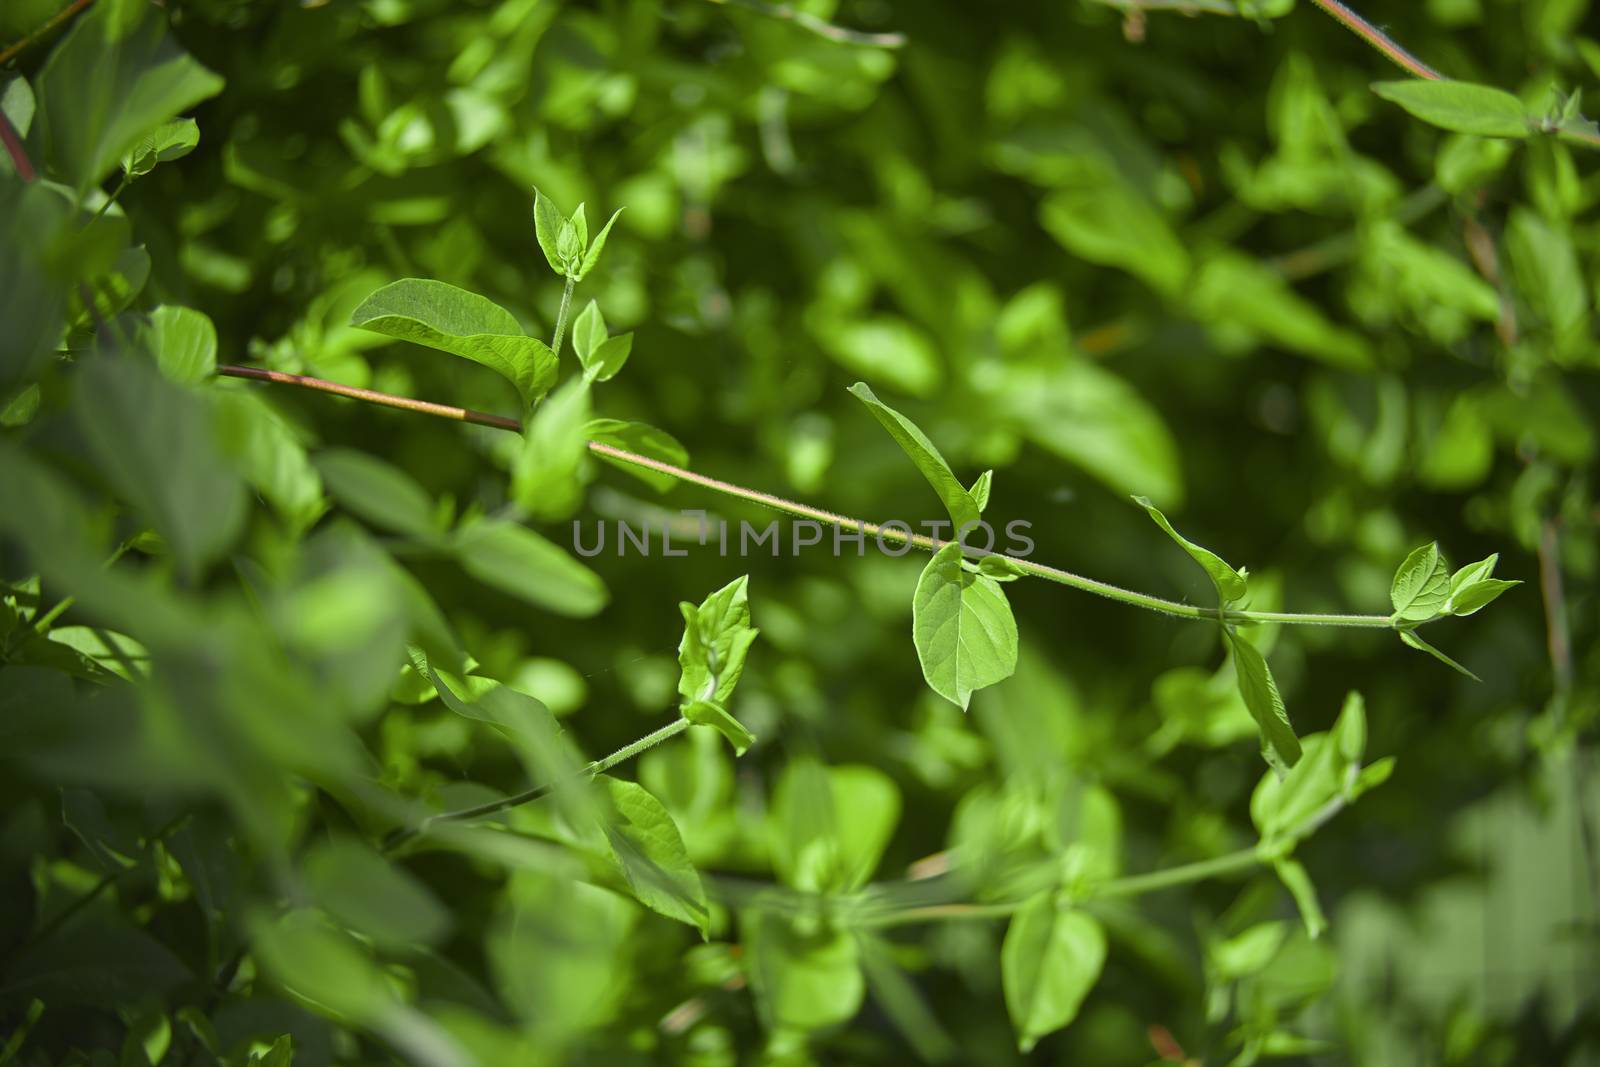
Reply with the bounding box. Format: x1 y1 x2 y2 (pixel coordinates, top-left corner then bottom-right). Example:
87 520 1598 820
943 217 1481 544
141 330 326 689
1448 553 1499 596
1001 895 1106 1053
143 304 216 384
848 381 979 530
769 761 901 894
1251 693 1365 839
577 207 624 280
977 554 1028 582
302 837 451 947
1450 578 1517 616
1039 182 1190 297
213 391 323 533
1226 628 1302 771
349 278 556 408
969 470 993 512
452 517 608 617
1274 858 1327 939
533 187 566 276
1390 541 1450 622
121 117 199 178
599 776 710 937
34 3 224 191
584 335 632 383
1400 629 1481 681
248 909 394 1023
569 201 588 250
572 299 605 362
744 911 863 1033
315 448 440 541
677 575 759 707
912 542 1018 710
1135 495 1248 604
511 377 590 521
1372 80 1532 138
682 700 754 756
1211 921 1289 980
583 418 687 493
74 355 245 580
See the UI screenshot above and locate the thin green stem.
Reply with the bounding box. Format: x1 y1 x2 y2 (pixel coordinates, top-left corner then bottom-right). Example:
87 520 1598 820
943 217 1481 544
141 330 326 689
89 175 129 224
214 364 1402 630
550 275 576 358
383 717 690 851
1094 844 1264 898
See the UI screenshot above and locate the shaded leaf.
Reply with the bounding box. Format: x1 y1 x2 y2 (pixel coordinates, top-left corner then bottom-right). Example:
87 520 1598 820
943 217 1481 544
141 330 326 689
1001 895 1106 1053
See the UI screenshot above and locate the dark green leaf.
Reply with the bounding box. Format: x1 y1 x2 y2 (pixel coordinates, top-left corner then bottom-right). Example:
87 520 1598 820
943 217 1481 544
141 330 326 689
315 448 440 540
452 516 608 617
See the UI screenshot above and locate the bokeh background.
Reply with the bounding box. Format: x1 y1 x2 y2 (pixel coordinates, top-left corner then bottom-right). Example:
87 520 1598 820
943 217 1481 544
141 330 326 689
2 0 1596 1063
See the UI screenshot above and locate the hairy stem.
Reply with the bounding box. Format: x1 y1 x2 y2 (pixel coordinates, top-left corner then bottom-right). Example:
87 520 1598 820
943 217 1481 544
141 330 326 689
550 275 576 358
384 717 689 851
215 364 1400 629
0 0 94 67
1305 0 1442 80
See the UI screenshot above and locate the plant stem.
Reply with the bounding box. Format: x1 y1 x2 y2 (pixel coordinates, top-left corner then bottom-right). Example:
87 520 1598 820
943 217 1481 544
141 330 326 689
89 175 129 223
550 275 576 358
1305 0 1442 80
383 717 690 851
214 364 1401 630
861 845 1267 928
0 0 94 67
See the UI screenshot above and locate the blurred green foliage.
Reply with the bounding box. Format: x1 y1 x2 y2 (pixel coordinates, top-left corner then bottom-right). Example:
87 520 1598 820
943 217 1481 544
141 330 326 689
2 0 1597 1064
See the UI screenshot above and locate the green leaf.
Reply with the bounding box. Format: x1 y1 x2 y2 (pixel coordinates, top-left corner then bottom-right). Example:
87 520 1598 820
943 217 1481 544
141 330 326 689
1251 693 1365 840
251 1036 293 1067
969 470 993 512
677 575 759 707
1448 553 1500 595
1372 80 1532 138
511 377 590 521
1399 629 1481 681
248 910 394 1023
1134 495 1248 604
977 554 1028 582
569 201 588 250
452 517 608 617
1390 542 1450 622
572 299 605 362
34 4 224 191
577 207 624 280
1001 894 1107 1053
1225 628 1302 771
1211 921 1289 980
1450 578 1517 616
848 381 981 530
315 448 440 541
121 117 199 178
349 278 556 408
912 542 1018 710
682 699 754 756
1039 182 1190 297
533 187 566 276
769 760 901 893
744 911 864 1033
213 391 324 533
583 418 687 493
599 776 710 936
302 837 451 947
74 355 246 580
1274 858 1327 939
142 304 216 384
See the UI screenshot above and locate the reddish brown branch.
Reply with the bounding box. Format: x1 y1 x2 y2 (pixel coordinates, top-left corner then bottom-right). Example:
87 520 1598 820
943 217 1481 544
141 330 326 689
1 112 35 181
0 0 95 67
1307 0 1442 81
